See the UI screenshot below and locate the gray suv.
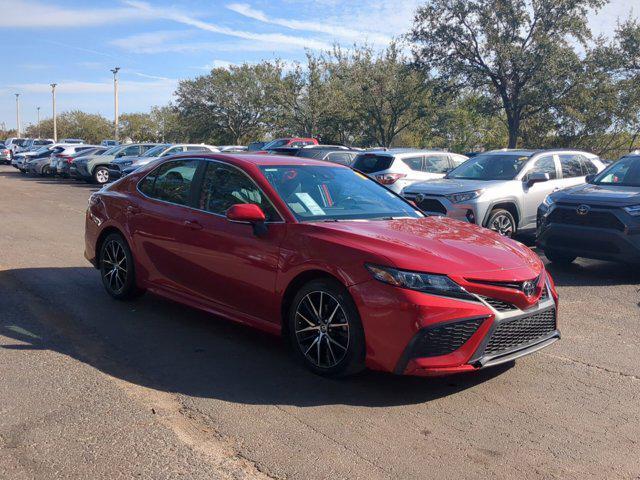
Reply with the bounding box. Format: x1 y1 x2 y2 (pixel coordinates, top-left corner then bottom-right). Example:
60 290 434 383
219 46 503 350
403 149 606 237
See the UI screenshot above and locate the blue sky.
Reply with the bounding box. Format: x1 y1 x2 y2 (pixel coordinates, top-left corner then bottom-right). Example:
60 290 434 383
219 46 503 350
0 0 637 132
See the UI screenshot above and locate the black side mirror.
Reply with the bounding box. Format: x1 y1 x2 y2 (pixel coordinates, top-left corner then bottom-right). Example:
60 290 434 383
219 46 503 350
585 174 595 184
525 172 550 187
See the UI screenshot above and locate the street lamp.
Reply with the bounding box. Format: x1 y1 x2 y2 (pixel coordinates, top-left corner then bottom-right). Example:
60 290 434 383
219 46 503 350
111 67 120 141
37 106 41 138
15 93 21 137
50 83 57 142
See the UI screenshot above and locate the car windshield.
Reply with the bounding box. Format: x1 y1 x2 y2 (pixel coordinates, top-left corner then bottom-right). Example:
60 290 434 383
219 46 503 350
34 146 50 154
446 152 531 180
593 156 640 187
263 139 288 150
15 139 28 146
260 165 422 221
142 144 171 157
102 146 122 155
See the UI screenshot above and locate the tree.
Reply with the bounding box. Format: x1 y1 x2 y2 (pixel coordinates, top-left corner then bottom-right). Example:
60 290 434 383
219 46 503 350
411 0 606 148
175 62 284 144
24 110 111 143
118 112 159 142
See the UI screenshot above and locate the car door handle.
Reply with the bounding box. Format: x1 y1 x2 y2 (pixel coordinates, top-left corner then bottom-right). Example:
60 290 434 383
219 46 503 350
126 205 140 215
184 220 203 230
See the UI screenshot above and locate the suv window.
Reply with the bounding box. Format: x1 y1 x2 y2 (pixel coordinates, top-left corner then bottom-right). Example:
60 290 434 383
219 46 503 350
528 155 557 180
423 154 451 173
402 156 423 171
559 154 584 178
186 146 207 151
326 152 354 166
140 145 156 154
353 154 394 173
198 162 279 221
580 156 598 175
139 159 200 206
162 146 185 156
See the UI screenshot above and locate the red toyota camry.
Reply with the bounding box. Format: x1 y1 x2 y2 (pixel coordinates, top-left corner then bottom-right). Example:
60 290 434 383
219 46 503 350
85 153 560 377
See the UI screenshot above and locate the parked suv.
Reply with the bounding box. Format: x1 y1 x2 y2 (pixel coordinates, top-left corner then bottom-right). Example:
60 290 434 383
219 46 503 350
537 153 640 264
261 137 318 151
72 143 159 184
30 144 94 175
107 143 219 180
4 138 28 158
403 149 606 237
352 149 469 194
19 138 54 153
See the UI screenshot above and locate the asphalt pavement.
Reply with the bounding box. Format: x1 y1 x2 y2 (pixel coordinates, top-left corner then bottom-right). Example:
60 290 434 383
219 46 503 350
1 165 639 479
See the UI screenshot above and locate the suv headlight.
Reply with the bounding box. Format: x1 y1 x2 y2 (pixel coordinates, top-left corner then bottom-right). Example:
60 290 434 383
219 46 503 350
623 205 640 216
542 195 555 207
365 264 475 301
445 190 483 203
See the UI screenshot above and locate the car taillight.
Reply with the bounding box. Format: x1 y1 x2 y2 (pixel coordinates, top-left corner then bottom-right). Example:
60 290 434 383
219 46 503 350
375 173 406 185
58 155 73 163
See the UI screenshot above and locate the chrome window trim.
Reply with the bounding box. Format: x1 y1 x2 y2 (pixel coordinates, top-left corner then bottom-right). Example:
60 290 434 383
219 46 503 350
135 157 286 224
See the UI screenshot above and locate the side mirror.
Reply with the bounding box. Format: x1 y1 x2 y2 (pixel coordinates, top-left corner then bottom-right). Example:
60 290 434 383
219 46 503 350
525 172 550 187
226 204 267 236
585 173 595 184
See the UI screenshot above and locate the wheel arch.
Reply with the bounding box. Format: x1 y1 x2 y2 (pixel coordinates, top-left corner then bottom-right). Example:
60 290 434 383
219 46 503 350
483 200 521 228
95 226 128 267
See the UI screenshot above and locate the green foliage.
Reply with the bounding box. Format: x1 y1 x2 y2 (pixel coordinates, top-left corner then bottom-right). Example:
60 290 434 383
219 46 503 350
25 110 111 144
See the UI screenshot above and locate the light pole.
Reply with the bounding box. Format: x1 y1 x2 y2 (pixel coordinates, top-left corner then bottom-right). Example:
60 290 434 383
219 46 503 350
36 106 41 138
111 67 120 141
50 83 57 142
15 94 21 137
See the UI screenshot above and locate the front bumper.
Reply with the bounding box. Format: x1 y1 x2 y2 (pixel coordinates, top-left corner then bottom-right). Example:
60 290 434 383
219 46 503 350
402 192 482 224
537 204 640 263
349 275 559 377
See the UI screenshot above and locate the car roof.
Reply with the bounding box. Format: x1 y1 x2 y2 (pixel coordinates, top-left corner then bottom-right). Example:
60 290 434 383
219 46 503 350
358 148 453 157
173 152 345 168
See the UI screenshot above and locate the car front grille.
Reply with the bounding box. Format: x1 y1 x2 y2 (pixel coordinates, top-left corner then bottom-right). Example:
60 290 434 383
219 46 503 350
548 207 625 231
411 317 485 358
547 235 621 253
484 308 556 356
416 198 447 214
478 295 517 312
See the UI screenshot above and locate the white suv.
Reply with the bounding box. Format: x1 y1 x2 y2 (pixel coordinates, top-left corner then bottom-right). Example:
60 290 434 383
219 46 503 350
402 149 607 237
352 149 469 194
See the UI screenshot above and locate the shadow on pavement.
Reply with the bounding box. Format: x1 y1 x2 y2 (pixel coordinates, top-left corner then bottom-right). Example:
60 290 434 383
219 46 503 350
0 266 514 408
0 170 99 190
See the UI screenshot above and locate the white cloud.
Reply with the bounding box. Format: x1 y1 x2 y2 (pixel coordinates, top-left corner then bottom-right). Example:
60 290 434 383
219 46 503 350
9 78 176 95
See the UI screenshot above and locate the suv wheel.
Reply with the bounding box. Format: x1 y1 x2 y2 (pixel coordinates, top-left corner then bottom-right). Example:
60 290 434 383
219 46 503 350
41 165 51 176
93 166 109 184
544 250 576 265
288 279 365 377
486 208 516 237
99 233 143 300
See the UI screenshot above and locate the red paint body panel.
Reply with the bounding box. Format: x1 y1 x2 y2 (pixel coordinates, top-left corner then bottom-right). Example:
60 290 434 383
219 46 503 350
85 153 559 377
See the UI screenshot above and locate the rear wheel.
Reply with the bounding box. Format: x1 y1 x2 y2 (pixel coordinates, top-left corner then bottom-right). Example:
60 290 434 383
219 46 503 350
41 165 51 176
288 279 365 377
99 233 142 300
93 166 109 184
486 208 517 237
544 249 576 265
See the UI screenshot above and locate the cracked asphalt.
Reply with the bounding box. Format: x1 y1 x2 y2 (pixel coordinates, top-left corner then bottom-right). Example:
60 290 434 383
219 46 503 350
1 164 639 479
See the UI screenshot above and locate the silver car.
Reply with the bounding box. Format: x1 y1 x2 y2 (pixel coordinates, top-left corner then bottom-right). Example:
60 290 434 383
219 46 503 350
352 149 469 194
402 149 607 237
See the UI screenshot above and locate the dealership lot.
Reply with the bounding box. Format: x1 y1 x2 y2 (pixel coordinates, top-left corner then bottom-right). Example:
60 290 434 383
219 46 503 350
0 165 639 479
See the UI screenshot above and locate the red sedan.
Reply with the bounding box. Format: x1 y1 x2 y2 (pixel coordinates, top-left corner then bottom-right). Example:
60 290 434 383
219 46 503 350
85 153 560 377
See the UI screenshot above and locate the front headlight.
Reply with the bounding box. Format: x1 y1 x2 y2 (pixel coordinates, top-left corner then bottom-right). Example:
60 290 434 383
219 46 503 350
445 190 483 203
365 264 475 301
623 204 640 216
542 195 555 207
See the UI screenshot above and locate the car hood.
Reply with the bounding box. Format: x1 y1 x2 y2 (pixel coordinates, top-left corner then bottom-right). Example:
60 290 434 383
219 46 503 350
112 155 146 164
304 216 542 280
554 183 640 206
403 178 508 195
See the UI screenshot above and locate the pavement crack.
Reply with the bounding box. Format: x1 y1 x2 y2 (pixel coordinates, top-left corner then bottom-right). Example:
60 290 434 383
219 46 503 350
543 353 640 381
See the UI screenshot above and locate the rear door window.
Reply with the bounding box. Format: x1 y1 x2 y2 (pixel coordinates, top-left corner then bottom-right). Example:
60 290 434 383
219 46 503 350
402 156 424 171
325 152 354 166
352 154 394 173
580 156 598 175
529 155 557 179
423 154 452 173
559 154 584 178
139 159 200 206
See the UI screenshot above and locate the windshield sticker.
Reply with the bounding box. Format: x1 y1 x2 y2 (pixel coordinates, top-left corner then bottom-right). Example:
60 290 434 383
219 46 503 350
295 192 325 215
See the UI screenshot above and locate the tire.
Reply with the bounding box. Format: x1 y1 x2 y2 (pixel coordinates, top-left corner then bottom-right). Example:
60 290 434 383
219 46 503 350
544 249 576 265
99 233 143 300
93 166 110 184
486 208 517 237
41 165 51 176
288 278 365 377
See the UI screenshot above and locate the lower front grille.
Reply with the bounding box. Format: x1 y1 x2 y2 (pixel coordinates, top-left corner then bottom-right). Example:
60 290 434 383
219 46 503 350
411 317 485 358
548 207 625 231
484 308 556 356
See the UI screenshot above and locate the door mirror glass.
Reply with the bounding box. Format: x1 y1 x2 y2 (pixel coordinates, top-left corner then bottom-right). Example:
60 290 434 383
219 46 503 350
526 171 550 186
226 203 266 223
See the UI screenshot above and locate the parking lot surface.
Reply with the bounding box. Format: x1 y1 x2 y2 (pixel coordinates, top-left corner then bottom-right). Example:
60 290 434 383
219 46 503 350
1 165 639 479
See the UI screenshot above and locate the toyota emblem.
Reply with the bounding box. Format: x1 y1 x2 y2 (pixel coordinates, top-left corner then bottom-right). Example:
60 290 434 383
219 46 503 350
522 281 536 297
576 204 590 216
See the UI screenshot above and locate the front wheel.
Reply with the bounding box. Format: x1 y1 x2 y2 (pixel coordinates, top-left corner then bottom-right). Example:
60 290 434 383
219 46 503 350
544 249 576 265
288 279 365 377
99 233 143 300
41 165 51 176
486 208 517 237
93 166 110 184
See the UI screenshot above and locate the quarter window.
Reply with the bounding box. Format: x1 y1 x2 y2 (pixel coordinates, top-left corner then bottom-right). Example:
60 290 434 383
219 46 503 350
529 156 557 180
580 157 598 175
423 154 452 173
559 154 584 178
139 159 200 206
198 162 279 221
326 152 354 166
402 156 424 171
